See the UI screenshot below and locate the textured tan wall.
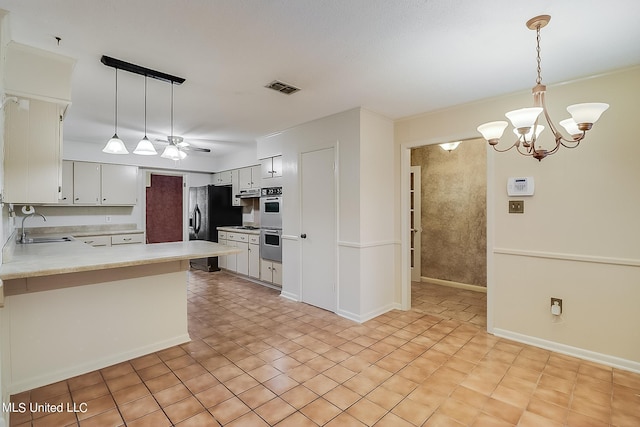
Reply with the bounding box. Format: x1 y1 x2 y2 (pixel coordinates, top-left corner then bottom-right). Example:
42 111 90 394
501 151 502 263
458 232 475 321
411 139 486 286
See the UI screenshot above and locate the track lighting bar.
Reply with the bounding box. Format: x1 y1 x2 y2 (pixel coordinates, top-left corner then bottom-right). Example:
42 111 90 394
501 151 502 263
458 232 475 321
101 55 185 85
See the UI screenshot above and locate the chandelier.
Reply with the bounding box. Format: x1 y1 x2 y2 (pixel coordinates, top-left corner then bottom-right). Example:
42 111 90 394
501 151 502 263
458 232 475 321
476 15 609 161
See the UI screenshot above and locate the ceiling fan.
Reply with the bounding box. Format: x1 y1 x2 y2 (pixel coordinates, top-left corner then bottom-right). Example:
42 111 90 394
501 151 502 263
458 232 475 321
154 136 211 153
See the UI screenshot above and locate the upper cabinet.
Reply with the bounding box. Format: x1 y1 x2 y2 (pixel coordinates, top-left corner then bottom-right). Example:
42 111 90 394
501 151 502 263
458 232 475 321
3 98 64 204
261 156 282 180
101 164 138 205
239 165 261 190
3 42 75 205
68 161 138 206
213 170 233 186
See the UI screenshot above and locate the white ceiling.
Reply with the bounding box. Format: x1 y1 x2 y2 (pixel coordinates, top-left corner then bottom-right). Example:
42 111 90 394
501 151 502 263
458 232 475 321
1 0 639 157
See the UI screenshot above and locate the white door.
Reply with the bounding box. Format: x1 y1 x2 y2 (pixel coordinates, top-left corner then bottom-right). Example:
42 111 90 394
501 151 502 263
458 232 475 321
411 166 422 282
301 147 336 312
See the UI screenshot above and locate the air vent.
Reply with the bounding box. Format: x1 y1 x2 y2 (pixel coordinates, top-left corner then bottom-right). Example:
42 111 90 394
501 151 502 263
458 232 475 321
265 80 300 95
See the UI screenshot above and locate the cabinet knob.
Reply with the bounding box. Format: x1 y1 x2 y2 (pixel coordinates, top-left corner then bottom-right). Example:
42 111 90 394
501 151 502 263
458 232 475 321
103 198 107 201
300 233 307 239
75 198 79 201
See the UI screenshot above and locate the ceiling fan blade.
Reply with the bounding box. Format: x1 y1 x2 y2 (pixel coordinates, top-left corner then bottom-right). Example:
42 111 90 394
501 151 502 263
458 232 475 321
183 146 211 153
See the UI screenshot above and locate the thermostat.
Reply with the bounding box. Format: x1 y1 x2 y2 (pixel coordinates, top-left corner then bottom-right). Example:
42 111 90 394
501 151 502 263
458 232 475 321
507 177 534 196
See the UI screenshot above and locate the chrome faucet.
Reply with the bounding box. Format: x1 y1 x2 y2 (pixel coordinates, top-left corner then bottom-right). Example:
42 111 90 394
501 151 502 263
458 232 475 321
20 212 47 243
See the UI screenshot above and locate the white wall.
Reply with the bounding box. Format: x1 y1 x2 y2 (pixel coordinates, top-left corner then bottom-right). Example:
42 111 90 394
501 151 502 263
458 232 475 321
395 66 640 372
259 108 396 321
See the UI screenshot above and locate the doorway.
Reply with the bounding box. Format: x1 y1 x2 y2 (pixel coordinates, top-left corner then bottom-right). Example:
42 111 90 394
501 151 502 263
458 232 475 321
402 139 490 329
300 147 336 312
145 173 184 243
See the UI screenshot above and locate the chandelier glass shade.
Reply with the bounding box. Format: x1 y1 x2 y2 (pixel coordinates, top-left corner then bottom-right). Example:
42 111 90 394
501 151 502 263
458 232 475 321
102 69 129 154
477 15 609 161
134 76 158 155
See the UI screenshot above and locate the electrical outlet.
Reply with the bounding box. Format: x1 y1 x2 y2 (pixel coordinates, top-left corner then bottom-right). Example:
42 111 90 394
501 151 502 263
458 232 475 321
105 215 112 223
509 200 524 213
551 297 562 315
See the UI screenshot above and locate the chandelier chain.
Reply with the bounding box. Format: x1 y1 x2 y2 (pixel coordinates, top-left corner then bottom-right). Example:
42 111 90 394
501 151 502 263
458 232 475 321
535 25 542 85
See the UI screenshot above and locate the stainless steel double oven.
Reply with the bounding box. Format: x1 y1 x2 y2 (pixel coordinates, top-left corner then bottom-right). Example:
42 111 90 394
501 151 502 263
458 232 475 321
260 186 282 262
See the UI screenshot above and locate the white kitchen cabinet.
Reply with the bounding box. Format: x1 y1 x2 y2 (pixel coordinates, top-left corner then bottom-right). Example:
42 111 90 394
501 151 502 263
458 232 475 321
261 156 282 180
59 160 74 205
3 98 63 204
248 235 260 279
111 233 144 245
218 231 228 269
69 161 137 205
77 235 111 247
73 161 101 204
213 170 232 186
260 259 282 287
239 165 261 190
231 170 241 206
101 164 138 205
226 232 249 275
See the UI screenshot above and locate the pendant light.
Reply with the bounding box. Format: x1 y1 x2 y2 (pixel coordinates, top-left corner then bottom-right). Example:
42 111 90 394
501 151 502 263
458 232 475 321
102 68 129 154
161 83 185 160
133 76 158 155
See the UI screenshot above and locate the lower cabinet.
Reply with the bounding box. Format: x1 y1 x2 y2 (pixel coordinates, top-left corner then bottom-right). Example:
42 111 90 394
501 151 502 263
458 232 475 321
260 259 282 287
248 236 260 279
218 231 227 269
77 232 144 247
218 231 268 282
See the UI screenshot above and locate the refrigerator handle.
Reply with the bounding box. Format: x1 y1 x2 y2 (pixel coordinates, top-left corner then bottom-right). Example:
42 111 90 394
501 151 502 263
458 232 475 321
194 204 201 235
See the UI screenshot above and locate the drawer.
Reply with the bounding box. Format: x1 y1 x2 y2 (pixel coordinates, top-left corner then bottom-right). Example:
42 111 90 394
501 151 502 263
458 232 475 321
218 231 227 240
111 233 144 245
227 232 248 243
249 235 259 244
79 235 111 247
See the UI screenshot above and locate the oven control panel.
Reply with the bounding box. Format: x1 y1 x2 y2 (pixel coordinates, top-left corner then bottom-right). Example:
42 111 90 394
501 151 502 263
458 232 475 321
261 187 282 196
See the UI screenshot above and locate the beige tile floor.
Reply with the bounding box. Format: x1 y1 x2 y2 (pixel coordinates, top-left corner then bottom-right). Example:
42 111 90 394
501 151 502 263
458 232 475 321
10 271 640 426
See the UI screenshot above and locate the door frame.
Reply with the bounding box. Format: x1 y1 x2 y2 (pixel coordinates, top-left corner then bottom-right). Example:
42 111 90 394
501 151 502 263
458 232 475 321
141 170 188 242
400 140 494 332
410 165 422 282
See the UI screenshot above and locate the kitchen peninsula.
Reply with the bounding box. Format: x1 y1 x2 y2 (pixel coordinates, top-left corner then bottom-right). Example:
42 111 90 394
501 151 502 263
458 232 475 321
0 236 240 394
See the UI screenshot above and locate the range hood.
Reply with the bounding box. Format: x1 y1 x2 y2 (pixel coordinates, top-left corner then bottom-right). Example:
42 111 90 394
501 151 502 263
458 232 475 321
235 188 261 199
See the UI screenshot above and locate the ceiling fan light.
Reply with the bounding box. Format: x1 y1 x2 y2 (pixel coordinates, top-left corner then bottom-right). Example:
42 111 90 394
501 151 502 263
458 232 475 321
102 134 129 154
161 144 182 160
178 149 187 160
133 136 157 155
477 121 508 142
505 107 543 131
567 103 609 126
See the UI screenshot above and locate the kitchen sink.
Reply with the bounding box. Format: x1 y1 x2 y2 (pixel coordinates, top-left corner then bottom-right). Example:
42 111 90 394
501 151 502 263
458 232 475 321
20 236 74 244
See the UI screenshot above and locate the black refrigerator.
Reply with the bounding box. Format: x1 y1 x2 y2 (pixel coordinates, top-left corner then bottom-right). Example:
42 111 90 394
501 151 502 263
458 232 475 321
189 185 242 271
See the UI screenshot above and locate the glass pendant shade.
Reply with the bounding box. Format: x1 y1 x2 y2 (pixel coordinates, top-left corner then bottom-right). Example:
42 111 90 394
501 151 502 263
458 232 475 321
559 118 581 136
161 144 181 160
505 107 543 130
102 134 129 154
477 121 508 141
513 125 544 139
439 141 461 151
133 136 157 155
567 103 609 125
178 149 187 160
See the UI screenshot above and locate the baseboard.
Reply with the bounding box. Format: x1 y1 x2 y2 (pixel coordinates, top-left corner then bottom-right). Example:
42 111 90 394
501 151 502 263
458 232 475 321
493 328 640 374
8 334 191 394
421 276 487 293
279 291 300 302
337 302 399 324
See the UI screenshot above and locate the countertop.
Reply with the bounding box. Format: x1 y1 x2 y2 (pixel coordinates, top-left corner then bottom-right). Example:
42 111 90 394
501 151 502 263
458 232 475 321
0 240 241 280
217 226 261 235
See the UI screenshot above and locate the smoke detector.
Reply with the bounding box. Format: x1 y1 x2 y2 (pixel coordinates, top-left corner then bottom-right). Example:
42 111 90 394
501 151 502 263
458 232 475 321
265 80 300 95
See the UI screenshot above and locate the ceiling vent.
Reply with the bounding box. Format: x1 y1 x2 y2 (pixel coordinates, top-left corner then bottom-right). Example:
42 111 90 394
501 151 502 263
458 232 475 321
265 80 300 95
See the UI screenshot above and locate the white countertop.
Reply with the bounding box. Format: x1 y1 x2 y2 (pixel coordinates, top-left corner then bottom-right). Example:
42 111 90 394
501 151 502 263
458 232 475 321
0 240 240 280
217 226 261 235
